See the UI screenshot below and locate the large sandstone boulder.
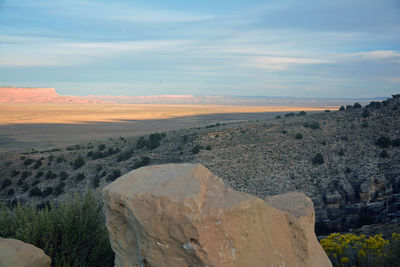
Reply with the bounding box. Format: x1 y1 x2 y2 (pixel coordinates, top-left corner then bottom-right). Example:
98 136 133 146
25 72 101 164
0 237 51 267
103 163 331 267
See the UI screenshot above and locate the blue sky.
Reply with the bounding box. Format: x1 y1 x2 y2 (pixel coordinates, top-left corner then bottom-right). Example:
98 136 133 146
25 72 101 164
0 0 399 97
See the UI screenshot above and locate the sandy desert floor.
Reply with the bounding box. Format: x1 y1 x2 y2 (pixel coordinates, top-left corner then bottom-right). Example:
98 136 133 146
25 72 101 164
0 103 334 125
0 103 336 152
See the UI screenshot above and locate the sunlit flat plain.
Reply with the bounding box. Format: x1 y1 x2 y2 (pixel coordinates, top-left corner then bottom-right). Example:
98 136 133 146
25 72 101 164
0 103 336 125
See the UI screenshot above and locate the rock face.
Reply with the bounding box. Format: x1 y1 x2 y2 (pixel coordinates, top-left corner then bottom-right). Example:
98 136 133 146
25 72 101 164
0 237 51 267
103 163 331 267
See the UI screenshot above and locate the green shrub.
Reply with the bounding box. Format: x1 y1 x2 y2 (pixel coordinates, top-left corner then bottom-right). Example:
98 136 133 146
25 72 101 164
98 144 106 151
353 102 362 108
324 110 331 113
73 156 85 170
35 171 44 178
45 171 57 179
376 136 391 148
338 149 345 156
7 189 15 196
60 171 68 181
87 151 94 157
0 192 114 266
192 144 201 154
312 153 324 165
54 182 65 196
23 158 34 166
96 164 103 172
362 121 369 128
91 147 119 160
11 169 20 177
17 179 23 186
295 133 303 140
48 155 54 162
117 149 133 162
131 156 150 170
297 111 307 116
21 183 29 193
33 160 42 169
31 180 40 186
92 175 100 188
284 112 295 117
345 167 351 174
56 156 64 163
368 101 381 109
339 106 345 111
149 132 162 142
276 115 281 119
29 187 42 197
281 130 287 134
392 138 400 147
42 187 53 197
136 136 146 149
205 145 212 150
361 109 370 118
21 171 31 179
1 179 12 189
106 170 121 182
381 150 389 158
309 121 320 129
76 173 85 181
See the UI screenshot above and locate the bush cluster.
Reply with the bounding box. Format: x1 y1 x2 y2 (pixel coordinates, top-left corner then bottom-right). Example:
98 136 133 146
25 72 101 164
321 232 400 267
376 136 391 149
1 179 11 190
33 160 42 169
73 156 85 170
0 192 114 266
284 112 295 117
23 158 34 166
136 132 166 150
117 149 133 162
106 169 121 182
205 123 220 128
192 144 202 154
312 153 324 165
131 156 150 170
91 147 120 160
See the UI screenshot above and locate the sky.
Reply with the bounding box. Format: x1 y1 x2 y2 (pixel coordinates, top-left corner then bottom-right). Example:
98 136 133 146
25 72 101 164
0 0 399 98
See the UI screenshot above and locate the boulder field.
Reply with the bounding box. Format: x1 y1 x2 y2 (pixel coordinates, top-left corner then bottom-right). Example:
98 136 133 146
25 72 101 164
103 163 331 267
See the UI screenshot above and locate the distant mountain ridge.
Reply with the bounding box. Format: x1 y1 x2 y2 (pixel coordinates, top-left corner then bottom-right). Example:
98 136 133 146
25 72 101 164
0 86 381 106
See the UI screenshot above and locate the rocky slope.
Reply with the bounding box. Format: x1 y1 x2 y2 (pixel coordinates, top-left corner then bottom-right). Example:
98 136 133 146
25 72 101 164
0 94 399 234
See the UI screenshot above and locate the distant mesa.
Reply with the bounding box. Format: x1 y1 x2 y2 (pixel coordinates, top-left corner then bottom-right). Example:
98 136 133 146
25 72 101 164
0 86 379 106
0 87 103 104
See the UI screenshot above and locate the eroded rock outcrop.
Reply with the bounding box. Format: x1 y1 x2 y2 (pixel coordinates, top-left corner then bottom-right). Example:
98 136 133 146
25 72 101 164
0 237 51 267
102 163 331 267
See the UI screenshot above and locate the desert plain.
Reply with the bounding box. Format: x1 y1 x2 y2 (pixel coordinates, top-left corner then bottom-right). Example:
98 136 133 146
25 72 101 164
0 103 335 152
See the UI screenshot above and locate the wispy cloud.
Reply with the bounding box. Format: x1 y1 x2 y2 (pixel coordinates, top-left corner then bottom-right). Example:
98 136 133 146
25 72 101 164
1 0 399 97
245 56 329 70
350 50 400 61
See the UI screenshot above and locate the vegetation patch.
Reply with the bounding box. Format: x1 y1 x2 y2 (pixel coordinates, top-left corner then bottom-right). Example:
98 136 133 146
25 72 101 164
0 192 114 266
321 232 400 267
